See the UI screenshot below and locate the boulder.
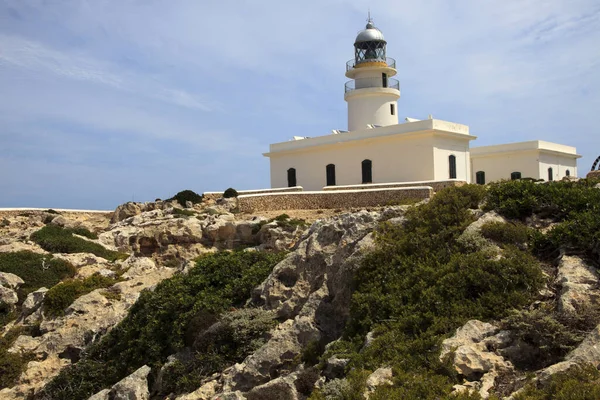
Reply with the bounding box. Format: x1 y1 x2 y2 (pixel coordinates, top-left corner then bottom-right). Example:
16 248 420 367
88 389 110 400
0 285 18 305
440 320 499 359
323 356 349 379
586 170 600 180
453 343 508 379
175 380 221 400
7 335 39 354
111 202 143 224
364 367 393 399
555 255 600 317
21 287 48 317
245 373 299 400
0 272 24 290
109 365 151 400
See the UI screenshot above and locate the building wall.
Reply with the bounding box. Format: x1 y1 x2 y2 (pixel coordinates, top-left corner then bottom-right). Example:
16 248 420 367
537 152 578 180
346 89 399 131
433 136 472 182
269 133 437 191
471 150 542 182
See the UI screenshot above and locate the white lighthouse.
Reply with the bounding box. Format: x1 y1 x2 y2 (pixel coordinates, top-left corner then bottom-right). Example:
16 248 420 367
344 18 400 131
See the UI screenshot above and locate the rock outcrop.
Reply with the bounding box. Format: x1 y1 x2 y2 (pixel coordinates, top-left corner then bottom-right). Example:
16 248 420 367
89 365 151 400
555 255 600 318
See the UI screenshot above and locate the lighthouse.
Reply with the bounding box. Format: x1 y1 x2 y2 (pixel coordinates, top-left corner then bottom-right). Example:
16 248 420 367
344 18 400 131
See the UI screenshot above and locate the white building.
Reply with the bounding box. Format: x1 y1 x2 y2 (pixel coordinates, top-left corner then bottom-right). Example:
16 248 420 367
264 19 580 190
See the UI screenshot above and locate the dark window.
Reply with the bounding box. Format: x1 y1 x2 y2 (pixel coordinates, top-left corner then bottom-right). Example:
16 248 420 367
287 168 296 187
390 104 395 115
382 73 388 88
566 169 571 176
476 171 485 185
449 155 457 179
362 159 373 183
326 164 336 186
548 167 553 181
511 172 522 180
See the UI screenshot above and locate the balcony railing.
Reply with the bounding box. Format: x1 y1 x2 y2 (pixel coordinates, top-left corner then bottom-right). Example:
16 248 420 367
345 78 400 93
346 57 396 71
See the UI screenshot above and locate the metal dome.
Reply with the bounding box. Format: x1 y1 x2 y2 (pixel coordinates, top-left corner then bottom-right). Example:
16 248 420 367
355 21 385 44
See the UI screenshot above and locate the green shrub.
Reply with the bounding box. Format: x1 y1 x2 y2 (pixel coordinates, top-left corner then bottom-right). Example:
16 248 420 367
40 251 286 400
501 309 582 370
30 225 125 261
480 221 531 248
223 188 239 198
484 179 600 221
0 251 76 299
168 190 203 206
0 327 34 389
172 208 196 218
514 363 600 400
45 209 59 214
295 367 321 396
329 185 541 396
43 274 120 317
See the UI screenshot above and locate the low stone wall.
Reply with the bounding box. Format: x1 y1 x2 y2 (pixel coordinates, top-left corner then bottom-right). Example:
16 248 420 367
203 186 303 201
322 179 466 193
237 187 433 213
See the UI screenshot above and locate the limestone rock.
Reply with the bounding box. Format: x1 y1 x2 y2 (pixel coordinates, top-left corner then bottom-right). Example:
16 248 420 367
0 240 47 254
0 272 24 290
364 367 393 399
323 356 349 379
245 373 300 400
440 320 499 360
53 253 109 268
21 287 48 317
586 170 600 180
109 365 151 400
111 202 143 223
0 355 69 399
219 211 380 393
555 255 600 317
175 380 221 400
7 335 39 354
88 389 110 400
453 343 508 379
0 285 18 305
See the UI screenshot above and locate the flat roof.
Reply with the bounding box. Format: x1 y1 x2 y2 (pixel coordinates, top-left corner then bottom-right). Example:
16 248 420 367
264 119 475 156
471 140 581 158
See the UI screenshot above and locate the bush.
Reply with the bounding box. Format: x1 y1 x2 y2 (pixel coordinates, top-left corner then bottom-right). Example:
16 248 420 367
295 367 321 396
30 225 126 261
501 309 582 370
172 208 196 218
40 251 286 400
0 328 34 389
43 274 120 317
168 190 203 206
328 185 541 396
0 251 76 299
480 221 531 248
514 363 600 400
223 188 239 198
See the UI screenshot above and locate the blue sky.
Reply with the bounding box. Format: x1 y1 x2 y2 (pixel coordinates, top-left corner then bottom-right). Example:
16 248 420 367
1 1 599 210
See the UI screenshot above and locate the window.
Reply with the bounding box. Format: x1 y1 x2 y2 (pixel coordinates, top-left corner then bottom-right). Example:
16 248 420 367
548 167 553 181
449 155 457 179
382 73 388 88
511 172 522 180
390 104 395 115
566 169 571 177
326 164 336 186
476 171 485 185
362 159 372 183
287 168 296 187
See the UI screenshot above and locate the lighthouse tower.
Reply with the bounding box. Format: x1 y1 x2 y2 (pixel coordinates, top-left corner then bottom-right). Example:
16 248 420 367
344 18 400 131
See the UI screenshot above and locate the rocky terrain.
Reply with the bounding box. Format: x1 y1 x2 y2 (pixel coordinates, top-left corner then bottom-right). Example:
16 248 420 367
1 180 599 400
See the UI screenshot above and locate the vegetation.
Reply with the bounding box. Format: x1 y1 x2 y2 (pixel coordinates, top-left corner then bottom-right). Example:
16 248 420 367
252 213 308 234
514 363 600 400
480 221 532 248
223 187 239 198
168 190 203 206
171 208 196 218
317 185 543 398
0 251 76 299
43 274 121 317
30 225 126 262
0 327 36 389
39 251 286 400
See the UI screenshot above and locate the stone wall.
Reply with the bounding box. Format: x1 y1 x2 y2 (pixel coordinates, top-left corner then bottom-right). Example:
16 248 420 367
203 186 303 201
237 187 433 213
321 179 466 193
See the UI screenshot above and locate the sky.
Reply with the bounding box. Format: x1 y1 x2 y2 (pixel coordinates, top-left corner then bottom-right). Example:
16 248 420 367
1 0 599 210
